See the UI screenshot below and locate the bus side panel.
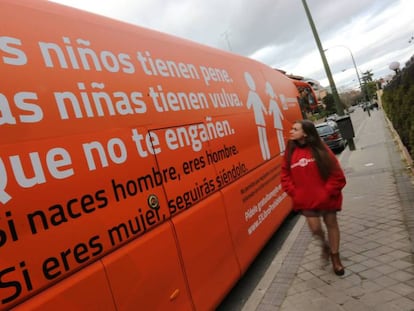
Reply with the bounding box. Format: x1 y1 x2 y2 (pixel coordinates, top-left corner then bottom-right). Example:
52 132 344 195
206 114 274 175
149 124 220 218
172 194 240 311
207 67 301 273
0 1 305 309
12 261 116 311
101 222 193 311
220 158 292 273
0 128 170 309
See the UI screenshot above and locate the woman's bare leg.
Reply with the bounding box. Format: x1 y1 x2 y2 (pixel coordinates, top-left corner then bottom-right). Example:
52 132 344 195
323 212 345 275
323 213 340 253
305 216 329 259
306 216 323 237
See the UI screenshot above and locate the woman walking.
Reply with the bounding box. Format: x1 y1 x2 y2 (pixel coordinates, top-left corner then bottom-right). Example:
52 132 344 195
281 120 346 275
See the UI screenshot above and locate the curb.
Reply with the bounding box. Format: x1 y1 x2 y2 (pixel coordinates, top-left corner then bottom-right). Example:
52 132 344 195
241 216 306 310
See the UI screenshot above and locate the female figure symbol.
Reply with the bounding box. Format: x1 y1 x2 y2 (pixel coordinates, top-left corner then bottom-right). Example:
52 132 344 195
266 82 286 155
245 72 270 160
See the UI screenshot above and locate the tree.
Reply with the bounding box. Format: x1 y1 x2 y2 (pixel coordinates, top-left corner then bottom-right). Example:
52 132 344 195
361 70 377 101
362 70 374 82
322 93 337 114
339 90 360 108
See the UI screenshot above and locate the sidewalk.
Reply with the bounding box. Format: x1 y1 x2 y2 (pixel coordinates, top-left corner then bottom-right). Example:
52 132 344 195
247 108 414 310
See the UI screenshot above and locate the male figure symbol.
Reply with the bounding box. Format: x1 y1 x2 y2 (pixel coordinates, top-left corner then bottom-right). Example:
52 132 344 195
245 72 270 160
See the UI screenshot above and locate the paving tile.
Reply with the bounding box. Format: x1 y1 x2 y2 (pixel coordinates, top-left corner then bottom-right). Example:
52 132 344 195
347 263 369 273
341 298 376 311
405 291 414 301
359 258 382 268
404 278 414 287
359 280 385 293
375 254 397 264
389 259 413 269
388 282 414 296
360 249 386 258
315 285 349 305
287 282 310 295
257 304 279 311
278 299 300 311
373 245 396 254
388 250 412 260
373 297 414 311
372 264 398 274
297 271 314 281
374 275 401 287
389 270 414 282
348 254 369 262
359 288 402 306
358 268 384 279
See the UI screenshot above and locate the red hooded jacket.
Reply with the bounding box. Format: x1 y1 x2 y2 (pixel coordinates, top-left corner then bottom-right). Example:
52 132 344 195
281 145 346 212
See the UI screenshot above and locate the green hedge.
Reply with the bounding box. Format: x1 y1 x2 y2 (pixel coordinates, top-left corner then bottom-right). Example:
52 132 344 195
382 63 414 160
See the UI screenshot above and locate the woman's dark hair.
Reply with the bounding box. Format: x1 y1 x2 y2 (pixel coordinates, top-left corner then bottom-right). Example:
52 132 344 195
285 119 334 180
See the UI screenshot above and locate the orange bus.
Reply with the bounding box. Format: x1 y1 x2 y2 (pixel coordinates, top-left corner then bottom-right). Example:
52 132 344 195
0 1 303 310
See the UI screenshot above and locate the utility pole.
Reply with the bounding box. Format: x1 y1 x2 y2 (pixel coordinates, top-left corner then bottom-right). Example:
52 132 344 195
301 0 343 116
301 0 356 150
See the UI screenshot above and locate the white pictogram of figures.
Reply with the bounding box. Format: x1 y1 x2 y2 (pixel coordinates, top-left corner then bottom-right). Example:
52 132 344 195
245 72 270 160
266 82 286 155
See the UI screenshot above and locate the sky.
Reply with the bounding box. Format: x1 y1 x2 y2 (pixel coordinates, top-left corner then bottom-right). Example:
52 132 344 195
49 0 414 91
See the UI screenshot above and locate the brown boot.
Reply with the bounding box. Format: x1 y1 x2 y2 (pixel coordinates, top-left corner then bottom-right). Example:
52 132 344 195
330 253 345 276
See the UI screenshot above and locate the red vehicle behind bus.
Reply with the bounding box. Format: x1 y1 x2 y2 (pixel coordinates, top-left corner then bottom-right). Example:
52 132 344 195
292 79 319 115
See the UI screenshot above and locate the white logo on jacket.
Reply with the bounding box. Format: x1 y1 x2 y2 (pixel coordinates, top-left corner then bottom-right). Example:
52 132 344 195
291 157 315 168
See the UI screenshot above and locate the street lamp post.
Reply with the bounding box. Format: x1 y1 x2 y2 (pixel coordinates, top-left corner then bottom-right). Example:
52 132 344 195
221 31 233 51
324 45 370 117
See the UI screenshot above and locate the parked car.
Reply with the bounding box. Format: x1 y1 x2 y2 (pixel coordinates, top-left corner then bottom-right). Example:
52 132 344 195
363 101 378 111
347 106 355 113
363 103 371 111
325 113 338 122
315 121 345 152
